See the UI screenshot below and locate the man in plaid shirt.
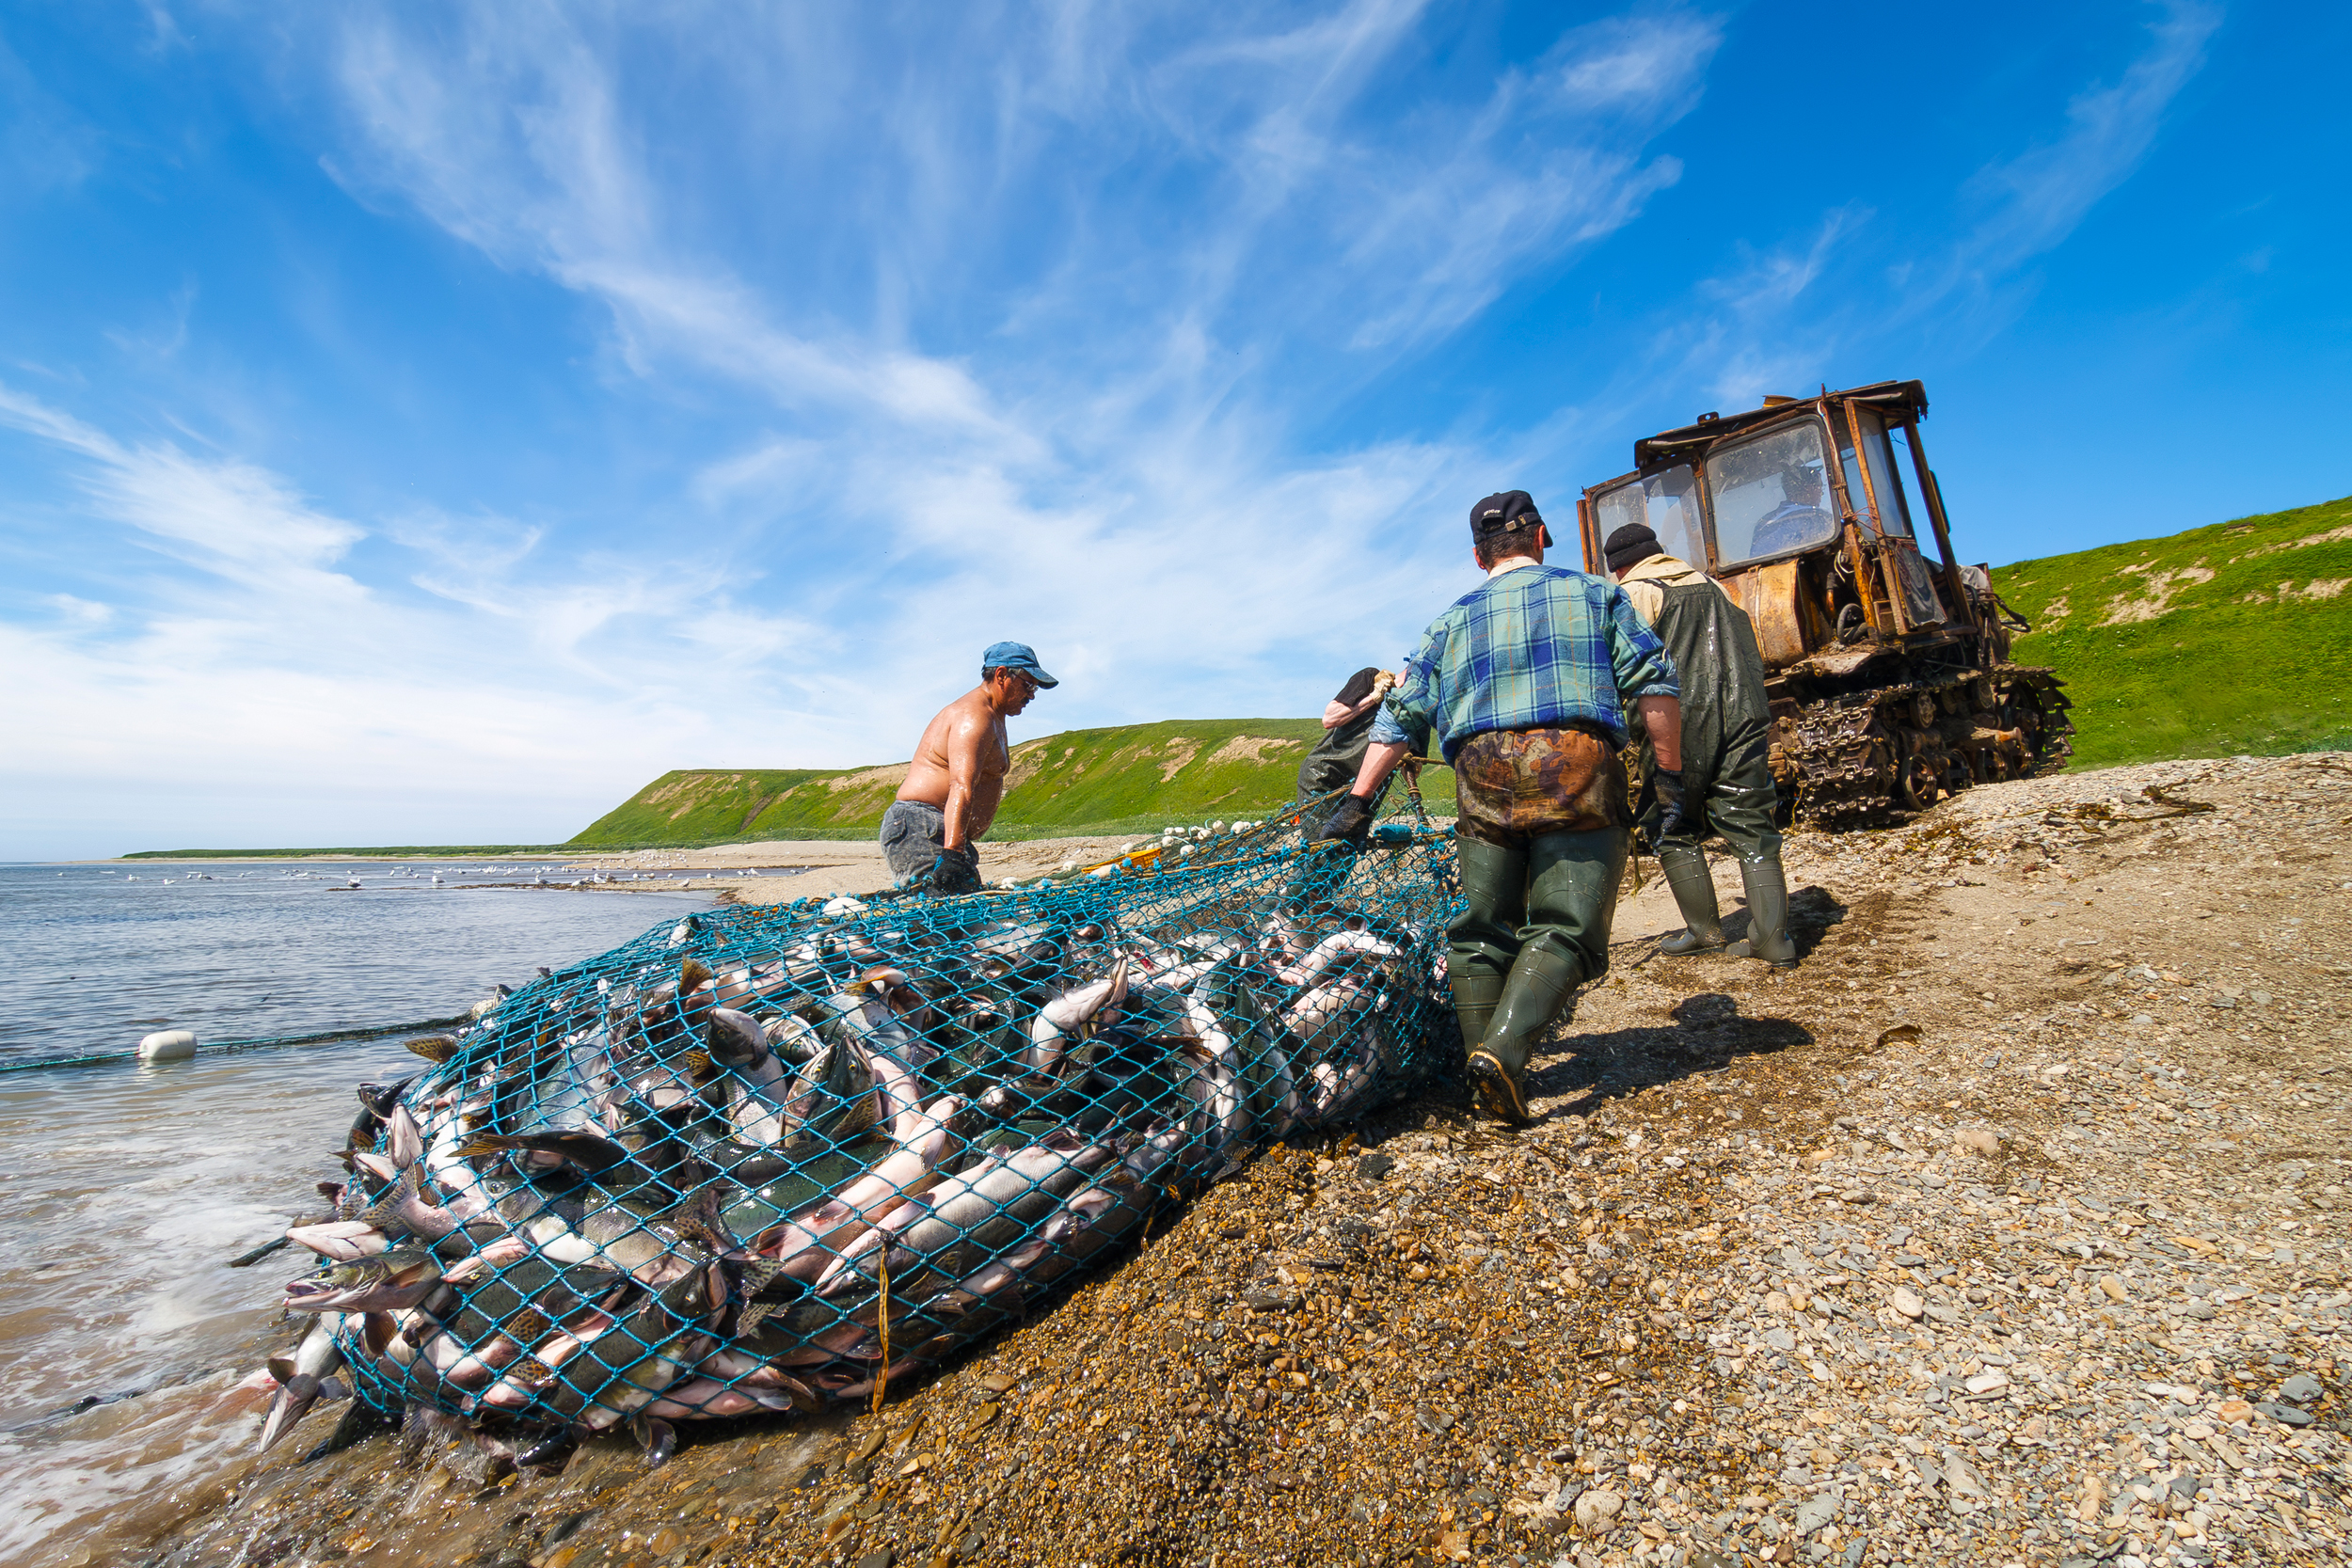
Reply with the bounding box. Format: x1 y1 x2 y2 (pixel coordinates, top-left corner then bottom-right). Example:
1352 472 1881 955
1316 491 1687 1123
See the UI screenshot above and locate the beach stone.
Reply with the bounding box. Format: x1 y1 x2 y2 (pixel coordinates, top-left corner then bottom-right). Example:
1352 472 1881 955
2255 1401 2313 1426
1792 1495 1837 1536
2279 1372 2322 1403
1890 1287 1925 1319
137 1029 198 1062
2099 1275 2130 1302
1941 1455 1988 1498
1953 1127 2002 1157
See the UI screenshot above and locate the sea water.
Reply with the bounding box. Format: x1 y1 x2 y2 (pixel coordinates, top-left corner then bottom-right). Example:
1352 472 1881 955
0 863 719 1566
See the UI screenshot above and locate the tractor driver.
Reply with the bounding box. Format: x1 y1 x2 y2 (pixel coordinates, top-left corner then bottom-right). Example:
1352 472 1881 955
1749 464 1835 556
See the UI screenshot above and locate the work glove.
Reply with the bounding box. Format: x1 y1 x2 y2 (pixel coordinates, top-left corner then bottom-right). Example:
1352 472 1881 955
1311 794 1375 849
1652 767 1690 844
929 847 982 894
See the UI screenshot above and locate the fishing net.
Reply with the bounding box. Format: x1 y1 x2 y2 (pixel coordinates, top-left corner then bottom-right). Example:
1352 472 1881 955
295 786 1465 1460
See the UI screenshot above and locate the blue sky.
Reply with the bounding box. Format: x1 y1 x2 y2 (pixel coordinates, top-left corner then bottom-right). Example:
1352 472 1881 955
2 1 2344 859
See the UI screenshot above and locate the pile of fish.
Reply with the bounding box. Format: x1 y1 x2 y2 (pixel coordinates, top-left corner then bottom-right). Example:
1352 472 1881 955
253 830 1455 1470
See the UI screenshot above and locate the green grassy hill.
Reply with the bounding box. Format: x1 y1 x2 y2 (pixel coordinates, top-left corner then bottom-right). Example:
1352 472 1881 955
1993 493 2352 768
568 718 1461 847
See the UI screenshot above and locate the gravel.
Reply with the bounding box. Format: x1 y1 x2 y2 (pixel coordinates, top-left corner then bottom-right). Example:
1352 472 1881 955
130 752 2350 1568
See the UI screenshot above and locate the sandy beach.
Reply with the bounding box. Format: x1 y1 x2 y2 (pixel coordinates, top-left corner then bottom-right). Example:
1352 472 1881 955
565 833 1212 903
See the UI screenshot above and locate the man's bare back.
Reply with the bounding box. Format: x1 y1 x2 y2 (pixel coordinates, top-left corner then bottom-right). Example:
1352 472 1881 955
880 643 1056 890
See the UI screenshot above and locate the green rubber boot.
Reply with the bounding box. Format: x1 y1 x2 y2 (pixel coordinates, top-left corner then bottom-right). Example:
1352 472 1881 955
1468 944 1581 1126
1726 857 1799 969
1656 845 1724 956
1447 971 1505 1067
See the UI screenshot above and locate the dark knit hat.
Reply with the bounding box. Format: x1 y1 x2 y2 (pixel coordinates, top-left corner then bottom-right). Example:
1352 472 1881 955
1603 522 1660 575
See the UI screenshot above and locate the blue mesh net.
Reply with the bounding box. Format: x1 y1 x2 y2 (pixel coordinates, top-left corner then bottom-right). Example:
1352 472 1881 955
293 792 1461 1452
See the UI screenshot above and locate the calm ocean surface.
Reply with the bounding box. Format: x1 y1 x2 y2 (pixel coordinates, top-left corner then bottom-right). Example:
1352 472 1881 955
0 862 718 1566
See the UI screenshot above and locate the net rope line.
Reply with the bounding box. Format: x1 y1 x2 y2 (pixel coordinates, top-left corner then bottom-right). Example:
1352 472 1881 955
278 787 1474 1455
0 1012 482 1077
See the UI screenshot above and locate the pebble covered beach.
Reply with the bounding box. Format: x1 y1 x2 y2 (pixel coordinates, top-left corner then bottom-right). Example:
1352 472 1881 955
128 753 2347 1568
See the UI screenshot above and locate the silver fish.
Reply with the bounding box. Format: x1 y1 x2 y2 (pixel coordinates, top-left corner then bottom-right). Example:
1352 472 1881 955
257 1312 347 1450
1023 959 1129 1074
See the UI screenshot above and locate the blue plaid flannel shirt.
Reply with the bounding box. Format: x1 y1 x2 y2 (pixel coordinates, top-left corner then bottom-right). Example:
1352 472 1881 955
1370 563 1679 762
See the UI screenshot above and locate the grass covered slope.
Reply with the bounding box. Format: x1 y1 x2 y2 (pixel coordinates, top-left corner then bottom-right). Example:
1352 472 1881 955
567 718 1459 847
1993 494 2352 768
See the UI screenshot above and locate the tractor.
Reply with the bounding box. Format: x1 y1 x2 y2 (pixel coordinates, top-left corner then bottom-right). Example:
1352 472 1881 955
1577 379 2068 825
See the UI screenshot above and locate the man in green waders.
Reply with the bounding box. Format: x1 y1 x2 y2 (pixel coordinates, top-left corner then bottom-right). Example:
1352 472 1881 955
1605 522 1797 968
1315 492 1685 1124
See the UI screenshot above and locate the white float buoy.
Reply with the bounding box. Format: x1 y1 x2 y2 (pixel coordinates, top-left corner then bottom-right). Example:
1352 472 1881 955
138 1029 199 1063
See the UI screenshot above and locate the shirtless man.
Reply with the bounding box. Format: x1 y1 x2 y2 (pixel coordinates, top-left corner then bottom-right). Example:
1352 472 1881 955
879 641 1057 892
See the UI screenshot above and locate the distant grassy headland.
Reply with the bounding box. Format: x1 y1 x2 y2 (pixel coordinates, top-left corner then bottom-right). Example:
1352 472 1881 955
119 843 583 860
567 717 1459 848
1993 493 2352 768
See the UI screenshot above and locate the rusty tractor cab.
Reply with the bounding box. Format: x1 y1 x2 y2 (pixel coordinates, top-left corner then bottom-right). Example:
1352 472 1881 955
1577 379 2068 826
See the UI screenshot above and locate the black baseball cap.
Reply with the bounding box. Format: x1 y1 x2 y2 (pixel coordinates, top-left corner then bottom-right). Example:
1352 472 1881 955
1470 490 1542 541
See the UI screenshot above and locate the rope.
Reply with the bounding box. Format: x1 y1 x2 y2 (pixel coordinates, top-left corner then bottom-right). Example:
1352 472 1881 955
0 1012 476 1076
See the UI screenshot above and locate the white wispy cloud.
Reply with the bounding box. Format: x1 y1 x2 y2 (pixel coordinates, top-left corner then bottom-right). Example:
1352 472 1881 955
294 3 1723 729
1956 0 2222 276
0 380 868 852
3 3 1727 854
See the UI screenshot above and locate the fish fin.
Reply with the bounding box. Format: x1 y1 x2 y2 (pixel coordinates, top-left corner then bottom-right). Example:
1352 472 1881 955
678 1048 712 1080
266 1355 296 1385
507 1308 550 1345
403 1035 457 1064
454 1133 517 1160
350 1163 421 1230
678 958 713 992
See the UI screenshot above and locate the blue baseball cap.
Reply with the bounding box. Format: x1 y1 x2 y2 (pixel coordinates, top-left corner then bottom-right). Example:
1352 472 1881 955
981 641 1058 688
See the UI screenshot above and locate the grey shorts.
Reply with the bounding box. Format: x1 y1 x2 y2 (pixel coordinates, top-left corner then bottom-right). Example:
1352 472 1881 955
878 800 977 885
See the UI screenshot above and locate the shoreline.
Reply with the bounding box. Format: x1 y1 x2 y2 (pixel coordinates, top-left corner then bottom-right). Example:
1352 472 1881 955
41 833 1172 903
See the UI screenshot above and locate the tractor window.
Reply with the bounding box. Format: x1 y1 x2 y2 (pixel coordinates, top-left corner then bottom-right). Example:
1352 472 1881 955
1837 414 1915 537
1594 466 1705 571
1707 422 1837 567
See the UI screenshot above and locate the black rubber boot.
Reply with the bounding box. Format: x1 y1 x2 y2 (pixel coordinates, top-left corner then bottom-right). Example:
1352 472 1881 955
1469 945 1581 1126
1656 845 1724 955
1726 857 1799 968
